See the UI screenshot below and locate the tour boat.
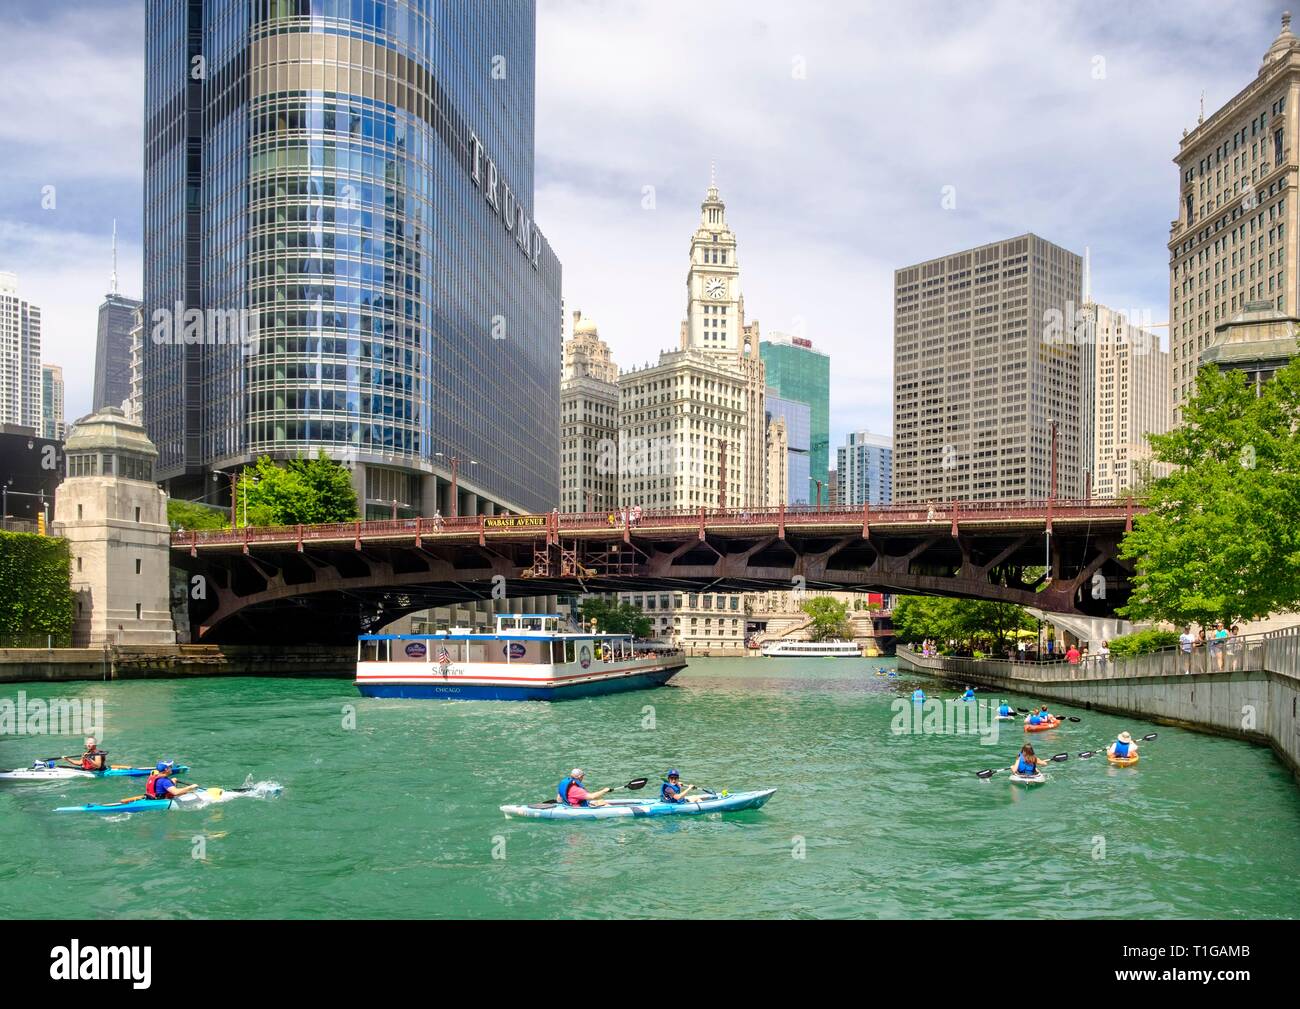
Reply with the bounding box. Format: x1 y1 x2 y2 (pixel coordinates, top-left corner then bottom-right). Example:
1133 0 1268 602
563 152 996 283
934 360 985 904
354 613 687 701
759 639 862 658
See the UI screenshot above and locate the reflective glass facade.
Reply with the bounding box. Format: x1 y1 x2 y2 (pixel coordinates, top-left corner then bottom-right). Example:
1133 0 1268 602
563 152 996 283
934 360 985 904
143 0 562 512
765 391 809 505
759 337 829 502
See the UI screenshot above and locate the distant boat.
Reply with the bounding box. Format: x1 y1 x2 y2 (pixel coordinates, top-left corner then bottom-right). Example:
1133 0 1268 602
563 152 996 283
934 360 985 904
760 640 862 658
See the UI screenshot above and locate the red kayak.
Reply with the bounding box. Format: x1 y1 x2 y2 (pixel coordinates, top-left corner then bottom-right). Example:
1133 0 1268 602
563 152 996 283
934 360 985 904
1024 718 1061 733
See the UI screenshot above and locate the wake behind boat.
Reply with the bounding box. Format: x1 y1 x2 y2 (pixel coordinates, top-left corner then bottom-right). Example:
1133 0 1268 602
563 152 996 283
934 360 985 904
355 613 686 701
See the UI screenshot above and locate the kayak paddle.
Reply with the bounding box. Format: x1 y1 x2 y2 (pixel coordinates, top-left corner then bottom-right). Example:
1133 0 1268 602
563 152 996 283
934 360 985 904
540 777 649 806
1078 732 1157 758
976 753 1069 778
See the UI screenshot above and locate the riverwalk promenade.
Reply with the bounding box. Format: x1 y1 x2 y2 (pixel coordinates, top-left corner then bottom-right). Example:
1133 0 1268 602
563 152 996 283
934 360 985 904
897 628 1300 785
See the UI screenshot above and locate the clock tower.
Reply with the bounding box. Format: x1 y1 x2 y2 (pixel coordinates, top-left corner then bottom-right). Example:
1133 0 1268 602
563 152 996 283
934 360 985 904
684 174 742 355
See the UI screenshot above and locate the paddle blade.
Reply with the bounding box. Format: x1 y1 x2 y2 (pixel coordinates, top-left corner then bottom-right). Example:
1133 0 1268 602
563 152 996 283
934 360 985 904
205 788 223 800
1078 750 1096 759
1068 716 1081 722
975 769 995 779
1143 733 1158 741
624 777 649 790
1050 753 1069 761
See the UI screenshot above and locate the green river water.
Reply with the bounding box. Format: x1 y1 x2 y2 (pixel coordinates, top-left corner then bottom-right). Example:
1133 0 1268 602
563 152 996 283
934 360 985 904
2 658 1298 919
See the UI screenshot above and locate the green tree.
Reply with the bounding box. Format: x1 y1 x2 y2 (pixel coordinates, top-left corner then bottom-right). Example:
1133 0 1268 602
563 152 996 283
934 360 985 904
578 597 652 637
800 597 852 640
239 451 360 526
891 595 1032 654
167 498 228 531
0 532 74 647
1119 360 1300 627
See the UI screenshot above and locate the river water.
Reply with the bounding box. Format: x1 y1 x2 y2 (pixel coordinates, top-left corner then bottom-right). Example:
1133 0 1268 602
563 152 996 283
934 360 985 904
2 658 1297 919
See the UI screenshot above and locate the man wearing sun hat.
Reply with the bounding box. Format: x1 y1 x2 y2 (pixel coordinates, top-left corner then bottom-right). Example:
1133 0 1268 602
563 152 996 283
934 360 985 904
1107 731 1139 760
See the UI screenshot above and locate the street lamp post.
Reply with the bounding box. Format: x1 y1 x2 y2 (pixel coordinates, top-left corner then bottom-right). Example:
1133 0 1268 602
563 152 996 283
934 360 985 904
212 470 238 527
436 453 478 518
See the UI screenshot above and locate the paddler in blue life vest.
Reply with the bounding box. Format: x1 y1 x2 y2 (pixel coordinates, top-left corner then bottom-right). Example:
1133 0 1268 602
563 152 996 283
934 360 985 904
63 736 107 771
1025 707 1052 727
1011 743 1050 777
660 769 699 804
556 768 610 808
997 701 1016 718
961 686 976 702
1107 731 1139 760
912 688 926 703
144 761 199 801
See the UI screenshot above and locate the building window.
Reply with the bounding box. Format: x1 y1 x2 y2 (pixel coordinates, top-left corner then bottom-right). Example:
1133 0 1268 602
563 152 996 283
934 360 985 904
135 559 142 575
135 603 142 620
134 507 141 523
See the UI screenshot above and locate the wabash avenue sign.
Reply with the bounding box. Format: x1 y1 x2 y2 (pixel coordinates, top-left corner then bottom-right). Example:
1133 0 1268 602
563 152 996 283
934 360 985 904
483 515 547 529
469 130 543 270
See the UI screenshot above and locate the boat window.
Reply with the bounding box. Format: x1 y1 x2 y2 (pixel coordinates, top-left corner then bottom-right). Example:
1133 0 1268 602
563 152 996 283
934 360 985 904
551 640 564 664
566 639 575 663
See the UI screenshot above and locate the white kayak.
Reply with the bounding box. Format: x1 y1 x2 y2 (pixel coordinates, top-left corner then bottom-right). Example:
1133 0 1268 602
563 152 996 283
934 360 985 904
502 787 776 820
1008 772 1046 786
0 763 190 781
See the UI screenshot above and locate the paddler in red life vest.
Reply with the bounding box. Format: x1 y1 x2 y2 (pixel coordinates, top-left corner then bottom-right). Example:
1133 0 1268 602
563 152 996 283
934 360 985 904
145 761 199 801
556 768 610 808
64 737 107 772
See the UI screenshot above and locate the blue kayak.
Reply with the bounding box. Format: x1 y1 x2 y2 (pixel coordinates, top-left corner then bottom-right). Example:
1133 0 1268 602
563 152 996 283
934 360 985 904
0 763 190 781
55 783 279 814
501 787 776 820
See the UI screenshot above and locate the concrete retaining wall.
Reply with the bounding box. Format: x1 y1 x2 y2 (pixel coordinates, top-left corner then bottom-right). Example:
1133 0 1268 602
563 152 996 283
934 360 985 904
898 643 1300 785
0 644 355 683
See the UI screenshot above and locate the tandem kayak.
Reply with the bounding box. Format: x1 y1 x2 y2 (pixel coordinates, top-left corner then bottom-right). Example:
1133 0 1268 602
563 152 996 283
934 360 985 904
1106 752 1140 767
501 787 776 820
0 763 190 781
1024 719 1061 733
54 782 281 814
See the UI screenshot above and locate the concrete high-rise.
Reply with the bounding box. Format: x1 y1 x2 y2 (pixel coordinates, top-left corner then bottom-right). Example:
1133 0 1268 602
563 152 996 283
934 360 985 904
764 390 810 506
1169 13 1300 426
760 334 829 503
1085 302 1169 499
893 234 1084 502
41 364 64 441
837 430 893 506
142 1 562 516
560 310 619 513
0 272 41 430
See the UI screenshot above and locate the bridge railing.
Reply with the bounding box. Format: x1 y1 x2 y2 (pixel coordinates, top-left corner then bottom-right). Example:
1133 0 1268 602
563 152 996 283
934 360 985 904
173 497 1140 548
899 627 1300 684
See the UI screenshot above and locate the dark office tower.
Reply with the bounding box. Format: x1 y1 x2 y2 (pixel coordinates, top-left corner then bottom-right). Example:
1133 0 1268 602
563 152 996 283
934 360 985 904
94 222 142 413
143 1 562 516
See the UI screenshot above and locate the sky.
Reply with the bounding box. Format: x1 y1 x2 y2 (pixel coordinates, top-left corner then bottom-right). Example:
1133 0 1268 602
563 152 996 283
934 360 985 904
0 0 1288 447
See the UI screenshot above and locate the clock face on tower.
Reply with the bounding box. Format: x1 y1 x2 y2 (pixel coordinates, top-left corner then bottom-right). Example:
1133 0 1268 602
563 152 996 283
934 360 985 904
705 278 726 299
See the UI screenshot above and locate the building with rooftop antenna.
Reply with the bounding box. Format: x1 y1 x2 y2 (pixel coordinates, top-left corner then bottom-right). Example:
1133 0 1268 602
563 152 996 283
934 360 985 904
92 221 142 413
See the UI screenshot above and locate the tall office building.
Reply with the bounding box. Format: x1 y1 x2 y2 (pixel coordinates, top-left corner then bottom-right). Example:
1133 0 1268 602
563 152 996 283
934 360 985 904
143 1 562 516
760 334 829 503
764 389 810 505
93 223 142 413
0 272 41 430
41 364 65 441
893 234 1084 502
837 430 893 506
1084 302 1168 499
618 179 765 512
1170 13 1300 427
127 307 144 423
560 310 619 512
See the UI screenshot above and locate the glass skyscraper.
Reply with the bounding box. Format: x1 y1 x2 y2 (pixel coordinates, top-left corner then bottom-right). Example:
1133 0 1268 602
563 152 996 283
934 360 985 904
765 391 810 505
94 293 143 412
837 430 892 506
759 335 829 503
143 0 562 515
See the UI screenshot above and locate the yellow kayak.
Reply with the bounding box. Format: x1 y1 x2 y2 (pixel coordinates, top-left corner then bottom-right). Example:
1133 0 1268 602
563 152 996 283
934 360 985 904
1107 751 1139 767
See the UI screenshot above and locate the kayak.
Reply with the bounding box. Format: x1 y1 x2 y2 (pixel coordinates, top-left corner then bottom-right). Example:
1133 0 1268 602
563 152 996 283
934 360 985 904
501 787 776 820
996 714 1017 722
1024 719 1061 732
1107 752 1140 767
1009 772 1046 786
0 763 190 781
54 782 281 814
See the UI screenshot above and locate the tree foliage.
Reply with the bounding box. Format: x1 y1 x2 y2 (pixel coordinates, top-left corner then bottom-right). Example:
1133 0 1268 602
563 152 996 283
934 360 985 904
239 451 360 526
1119 360 1300 627
167 498 228 531
891 595 1035 654
1107 629 1180 656
0 531 74 646
800 596 852 640
578 597 652 637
